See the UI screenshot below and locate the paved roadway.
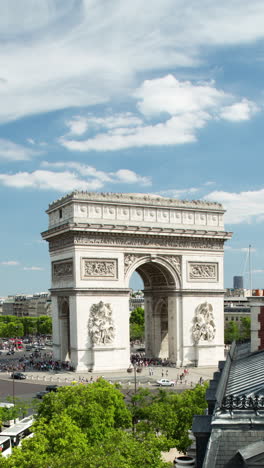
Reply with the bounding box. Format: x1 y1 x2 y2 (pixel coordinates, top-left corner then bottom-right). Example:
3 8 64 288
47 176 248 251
0 378 46 401
0 348 219 400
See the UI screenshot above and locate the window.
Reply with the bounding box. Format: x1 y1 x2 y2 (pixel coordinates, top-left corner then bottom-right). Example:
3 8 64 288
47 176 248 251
59 209 62 219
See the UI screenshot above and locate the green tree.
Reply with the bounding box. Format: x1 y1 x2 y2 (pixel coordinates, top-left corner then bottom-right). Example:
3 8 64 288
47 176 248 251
5 321 24 338
130 307 145 342
224 320 240 344
240 316 251 341
3 418 169 468
130 322 145 341
37 316 52 335
130 384 208 453
130 307 145 326
3 382 170 468
21 317 38 336
37 379 132 442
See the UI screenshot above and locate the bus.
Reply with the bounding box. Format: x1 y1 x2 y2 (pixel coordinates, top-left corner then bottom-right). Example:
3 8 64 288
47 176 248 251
0 435 12 457
0 416 34 449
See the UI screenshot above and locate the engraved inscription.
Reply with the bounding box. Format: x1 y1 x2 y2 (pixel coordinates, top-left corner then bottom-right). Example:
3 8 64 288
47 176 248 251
52 260 73 280
82 258 118 280
188 262 218 282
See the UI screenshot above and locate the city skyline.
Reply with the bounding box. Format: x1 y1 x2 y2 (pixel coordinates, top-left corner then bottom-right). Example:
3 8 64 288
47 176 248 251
1 1 264 295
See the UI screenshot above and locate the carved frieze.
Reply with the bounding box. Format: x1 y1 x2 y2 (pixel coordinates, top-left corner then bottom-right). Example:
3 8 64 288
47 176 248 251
88 301 115 345
163 255 182 279
124 254 145 275
52 260 73 280
81 258 118 280
73 234 224 250
188 262 218 282
192 302 216 344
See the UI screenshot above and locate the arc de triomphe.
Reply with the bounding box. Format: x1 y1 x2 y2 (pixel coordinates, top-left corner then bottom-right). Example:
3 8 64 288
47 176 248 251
42 192 232 371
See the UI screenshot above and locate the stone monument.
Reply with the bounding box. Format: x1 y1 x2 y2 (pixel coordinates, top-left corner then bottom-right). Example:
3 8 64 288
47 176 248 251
41 192 232 371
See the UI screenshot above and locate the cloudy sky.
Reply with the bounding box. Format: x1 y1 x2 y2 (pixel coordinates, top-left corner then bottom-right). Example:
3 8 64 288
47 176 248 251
1 0 264 295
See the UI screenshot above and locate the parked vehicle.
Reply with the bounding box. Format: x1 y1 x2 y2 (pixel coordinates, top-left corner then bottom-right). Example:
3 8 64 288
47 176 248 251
36 391 49 399
10 373 26 380
45 385 58 393
156 378 175 387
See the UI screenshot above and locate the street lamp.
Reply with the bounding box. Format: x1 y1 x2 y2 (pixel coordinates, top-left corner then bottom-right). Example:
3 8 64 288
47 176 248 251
133 364 137 395
12 367 15 404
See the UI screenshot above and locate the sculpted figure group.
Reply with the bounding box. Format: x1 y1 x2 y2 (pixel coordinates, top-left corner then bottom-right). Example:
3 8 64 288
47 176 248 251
89 301 115 345
192 301 216 344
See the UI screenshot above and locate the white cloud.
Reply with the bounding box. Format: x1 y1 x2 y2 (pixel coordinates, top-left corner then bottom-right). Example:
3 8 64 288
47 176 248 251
27 138 35 145
159 187 199 198
224 246 256 253
0 139 40 161
0 163 151 191
0 170 103 192
205 188 264 224
135 75 227 116
60 76 258 152
1 261 20 266
66 117 89 136
23 266 44 271
65 113 143 136
1 1 264 123
220 99 259 121
114 169 150 186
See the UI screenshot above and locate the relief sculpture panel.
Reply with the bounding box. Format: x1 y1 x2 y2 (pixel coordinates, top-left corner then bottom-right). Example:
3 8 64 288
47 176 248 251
188 262 218 282
81 258 118 280
89 301 115 346
192 302 216 344
52 260 73 280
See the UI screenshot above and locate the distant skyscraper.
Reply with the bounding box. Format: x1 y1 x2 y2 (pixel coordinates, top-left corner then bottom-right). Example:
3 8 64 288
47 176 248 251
233 276 244 289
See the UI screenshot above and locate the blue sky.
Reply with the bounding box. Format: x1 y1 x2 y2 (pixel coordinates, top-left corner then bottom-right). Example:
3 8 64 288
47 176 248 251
1 0 264 296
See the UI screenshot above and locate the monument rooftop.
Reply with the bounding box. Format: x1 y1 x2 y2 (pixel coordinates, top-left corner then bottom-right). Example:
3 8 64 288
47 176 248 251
43 191 232 240
47 191 224 211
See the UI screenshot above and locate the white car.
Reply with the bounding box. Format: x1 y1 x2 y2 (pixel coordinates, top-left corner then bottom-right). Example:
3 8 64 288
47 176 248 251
156 378 175 387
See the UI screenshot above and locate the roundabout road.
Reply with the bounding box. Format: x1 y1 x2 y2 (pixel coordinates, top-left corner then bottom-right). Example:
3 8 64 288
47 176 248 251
0 377 47 401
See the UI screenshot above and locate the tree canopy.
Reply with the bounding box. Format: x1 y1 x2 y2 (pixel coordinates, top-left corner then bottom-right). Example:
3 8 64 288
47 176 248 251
130 307 144 342
1 378 208 467
0 316 52 338
224 317 251 344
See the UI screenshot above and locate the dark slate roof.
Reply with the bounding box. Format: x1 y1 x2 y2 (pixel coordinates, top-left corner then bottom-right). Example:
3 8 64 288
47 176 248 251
225 349 264 398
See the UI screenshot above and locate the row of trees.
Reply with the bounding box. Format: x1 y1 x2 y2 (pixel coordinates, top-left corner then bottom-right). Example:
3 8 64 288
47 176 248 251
0 379 208 467
0 316 52 338
224 317 251 344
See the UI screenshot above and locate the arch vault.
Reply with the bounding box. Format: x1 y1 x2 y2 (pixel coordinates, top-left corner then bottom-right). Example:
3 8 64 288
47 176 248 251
42 192 232 371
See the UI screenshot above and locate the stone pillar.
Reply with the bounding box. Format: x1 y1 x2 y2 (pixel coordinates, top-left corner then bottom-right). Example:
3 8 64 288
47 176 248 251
144 295 154 357
168 294 179 366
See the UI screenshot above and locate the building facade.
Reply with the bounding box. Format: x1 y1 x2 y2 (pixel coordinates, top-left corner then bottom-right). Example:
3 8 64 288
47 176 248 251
2 293 51 317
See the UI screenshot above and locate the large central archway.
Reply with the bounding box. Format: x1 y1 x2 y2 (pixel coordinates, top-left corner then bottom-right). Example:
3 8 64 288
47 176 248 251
42 192 232 371
127 256 180 363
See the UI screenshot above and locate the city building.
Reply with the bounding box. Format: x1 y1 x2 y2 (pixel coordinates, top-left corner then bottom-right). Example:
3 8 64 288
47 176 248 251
2 293 51 317
193 299 264 467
